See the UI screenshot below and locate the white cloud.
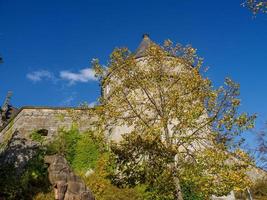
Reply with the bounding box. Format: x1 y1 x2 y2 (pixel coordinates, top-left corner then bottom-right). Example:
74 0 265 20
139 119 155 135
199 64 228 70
26 70 54 82
60 68 97 84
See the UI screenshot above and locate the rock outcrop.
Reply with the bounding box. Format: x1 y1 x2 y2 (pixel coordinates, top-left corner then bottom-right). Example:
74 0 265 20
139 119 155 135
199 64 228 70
44 154 95 200
0 130 39 175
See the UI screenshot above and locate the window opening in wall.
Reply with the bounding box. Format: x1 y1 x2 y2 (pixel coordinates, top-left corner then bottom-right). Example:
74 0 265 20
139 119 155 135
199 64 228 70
36 129 48 136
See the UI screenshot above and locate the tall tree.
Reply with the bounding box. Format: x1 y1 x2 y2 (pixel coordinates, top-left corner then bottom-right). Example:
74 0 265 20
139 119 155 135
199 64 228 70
93 38 256 199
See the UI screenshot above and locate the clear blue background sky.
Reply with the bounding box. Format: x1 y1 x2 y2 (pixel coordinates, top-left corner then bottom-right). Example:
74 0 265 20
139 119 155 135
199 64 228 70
0 0 267 129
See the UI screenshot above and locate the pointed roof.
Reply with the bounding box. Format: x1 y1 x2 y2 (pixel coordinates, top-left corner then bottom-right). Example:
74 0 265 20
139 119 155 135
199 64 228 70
135 34 154 58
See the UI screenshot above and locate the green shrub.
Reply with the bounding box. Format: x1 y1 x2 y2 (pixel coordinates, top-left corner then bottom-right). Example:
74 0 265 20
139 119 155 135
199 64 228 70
47 126 101 173
72 132 100 172
47 126 81 163
84 154 144 200
181 180 205 200
30 131 45 143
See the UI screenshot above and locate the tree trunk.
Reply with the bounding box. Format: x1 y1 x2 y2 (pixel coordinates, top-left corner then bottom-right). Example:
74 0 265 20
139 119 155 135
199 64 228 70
164 123 184 200
173 174 184 200
171 163 184 200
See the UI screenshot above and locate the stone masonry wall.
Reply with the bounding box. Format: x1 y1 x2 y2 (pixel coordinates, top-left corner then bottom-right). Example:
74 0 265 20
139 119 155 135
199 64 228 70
0 107 94 149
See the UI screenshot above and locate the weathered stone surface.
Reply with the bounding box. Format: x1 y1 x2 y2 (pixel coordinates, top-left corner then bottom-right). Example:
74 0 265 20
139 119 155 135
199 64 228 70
44 154 95 200
0 130 39 175
0 107 95 152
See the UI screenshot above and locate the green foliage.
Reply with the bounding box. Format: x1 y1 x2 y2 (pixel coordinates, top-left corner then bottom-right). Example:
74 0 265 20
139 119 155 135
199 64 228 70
84 154 144 200
72 132 100 172
110 133 175 197
47 126 80 163
109 133 207 200
48 127 148 200
20 150 51 197
181 181 205 200
30 131 45 143
0 149 51 200
47 126 100 173
47 127 148 199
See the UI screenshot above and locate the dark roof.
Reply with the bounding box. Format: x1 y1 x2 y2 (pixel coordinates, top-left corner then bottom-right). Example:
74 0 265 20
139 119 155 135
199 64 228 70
135 34 154 58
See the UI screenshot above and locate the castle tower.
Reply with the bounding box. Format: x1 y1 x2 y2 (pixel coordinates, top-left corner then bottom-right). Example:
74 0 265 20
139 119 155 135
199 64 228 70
102 34 195 141
135 34 153 58
102 34 154 100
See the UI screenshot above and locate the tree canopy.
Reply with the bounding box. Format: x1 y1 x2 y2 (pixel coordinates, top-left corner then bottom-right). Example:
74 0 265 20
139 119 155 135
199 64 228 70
92 39 256 199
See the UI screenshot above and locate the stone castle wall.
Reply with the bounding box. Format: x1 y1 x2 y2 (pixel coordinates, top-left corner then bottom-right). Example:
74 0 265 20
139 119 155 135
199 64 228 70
0 107 94 149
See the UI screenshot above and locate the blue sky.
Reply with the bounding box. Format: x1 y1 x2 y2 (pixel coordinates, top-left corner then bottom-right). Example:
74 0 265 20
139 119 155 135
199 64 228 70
0 0 267 129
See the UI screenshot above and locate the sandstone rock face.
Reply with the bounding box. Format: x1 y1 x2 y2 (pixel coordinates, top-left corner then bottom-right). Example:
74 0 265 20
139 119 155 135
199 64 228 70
44 154 95 200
